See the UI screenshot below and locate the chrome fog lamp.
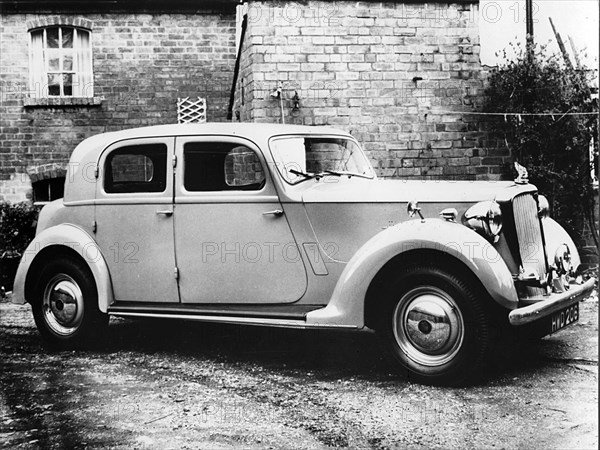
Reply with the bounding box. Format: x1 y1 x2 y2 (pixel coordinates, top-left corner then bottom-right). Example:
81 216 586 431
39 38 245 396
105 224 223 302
554 244 572 275
537 194 550 219
463 200 503 242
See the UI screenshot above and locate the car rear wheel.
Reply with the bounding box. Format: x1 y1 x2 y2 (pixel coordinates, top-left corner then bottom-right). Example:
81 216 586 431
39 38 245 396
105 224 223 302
32 257 108 348
377 265 493 385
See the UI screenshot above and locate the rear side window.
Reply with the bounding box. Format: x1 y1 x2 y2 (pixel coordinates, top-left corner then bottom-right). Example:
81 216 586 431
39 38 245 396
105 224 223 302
183 142 265 192
104 144 167 193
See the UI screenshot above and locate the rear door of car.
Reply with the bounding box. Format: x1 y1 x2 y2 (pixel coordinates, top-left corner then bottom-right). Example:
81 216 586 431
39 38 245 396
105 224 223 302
173 136 307 304
95 137 179 303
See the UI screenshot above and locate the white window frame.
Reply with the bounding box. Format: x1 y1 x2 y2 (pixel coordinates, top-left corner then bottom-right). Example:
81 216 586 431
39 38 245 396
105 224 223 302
29 25 93 98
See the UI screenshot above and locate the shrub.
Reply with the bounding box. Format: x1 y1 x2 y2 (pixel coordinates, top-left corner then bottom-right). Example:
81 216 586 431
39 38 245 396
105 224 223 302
0 202 39 291
484 43 598 245
0 201 38 257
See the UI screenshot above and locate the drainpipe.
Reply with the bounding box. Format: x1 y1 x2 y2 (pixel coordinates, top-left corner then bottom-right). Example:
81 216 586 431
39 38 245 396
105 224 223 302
227 14 248 121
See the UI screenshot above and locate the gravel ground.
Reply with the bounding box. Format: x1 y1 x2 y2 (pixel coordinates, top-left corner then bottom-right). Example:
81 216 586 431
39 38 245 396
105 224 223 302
0 294 597 449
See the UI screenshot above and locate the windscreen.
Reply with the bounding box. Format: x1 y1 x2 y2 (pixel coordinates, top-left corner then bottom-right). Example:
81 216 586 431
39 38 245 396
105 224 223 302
270 136 374 184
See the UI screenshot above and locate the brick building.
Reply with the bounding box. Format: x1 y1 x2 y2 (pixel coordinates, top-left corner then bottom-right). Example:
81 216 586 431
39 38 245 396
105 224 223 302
0 0 238 202
232 1 506 180
0 0 510 203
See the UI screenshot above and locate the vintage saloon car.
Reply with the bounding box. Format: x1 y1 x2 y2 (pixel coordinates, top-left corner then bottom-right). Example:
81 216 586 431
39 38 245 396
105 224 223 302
11 123 595 385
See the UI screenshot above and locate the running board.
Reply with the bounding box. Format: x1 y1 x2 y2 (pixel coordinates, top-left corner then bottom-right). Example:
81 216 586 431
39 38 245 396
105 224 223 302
108 302 322 320
108 310 357 330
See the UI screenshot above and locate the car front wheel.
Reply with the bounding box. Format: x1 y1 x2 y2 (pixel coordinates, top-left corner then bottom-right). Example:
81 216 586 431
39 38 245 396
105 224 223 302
32 257 108 348
377 265 493 385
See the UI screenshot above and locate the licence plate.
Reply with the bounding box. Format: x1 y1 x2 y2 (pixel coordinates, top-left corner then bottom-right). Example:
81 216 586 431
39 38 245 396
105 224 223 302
550 303 579 334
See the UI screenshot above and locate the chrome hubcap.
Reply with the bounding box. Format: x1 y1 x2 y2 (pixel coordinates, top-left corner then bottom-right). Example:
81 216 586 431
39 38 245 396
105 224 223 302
393 286 464 367
42 274 84 336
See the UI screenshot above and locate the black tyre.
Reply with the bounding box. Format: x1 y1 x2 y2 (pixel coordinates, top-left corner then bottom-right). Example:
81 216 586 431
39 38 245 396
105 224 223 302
32 257 108 348
376 265 493 386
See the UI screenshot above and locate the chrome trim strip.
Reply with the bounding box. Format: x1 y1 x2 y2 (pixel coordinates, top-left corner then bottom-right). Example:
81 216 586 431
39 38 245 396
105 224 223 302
109 311 358 329
509 277 596 326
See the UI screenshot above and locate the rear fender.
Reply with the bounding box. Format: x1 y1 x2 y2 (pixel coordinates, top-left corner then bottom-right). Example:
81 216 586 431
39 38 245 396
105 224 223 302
306 219 518 328
13 223 114 313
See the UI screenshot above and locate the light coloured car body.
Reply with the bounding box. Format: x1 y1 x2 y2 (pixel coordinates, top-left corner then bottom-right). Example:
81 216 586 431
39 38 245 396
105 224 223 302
11 123 595 383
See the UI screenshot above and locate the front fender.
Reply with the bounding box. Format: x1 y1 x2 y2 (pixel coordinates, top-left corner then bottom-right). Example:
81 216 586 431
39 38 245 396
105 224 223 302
306 219 518 328
12 223 114 313
542 217 581 272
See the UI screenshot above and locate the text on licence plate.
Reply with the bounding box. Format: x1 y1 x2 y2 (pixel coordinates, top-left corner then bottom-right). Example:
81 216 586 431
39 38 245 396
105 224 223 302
550 303 579 333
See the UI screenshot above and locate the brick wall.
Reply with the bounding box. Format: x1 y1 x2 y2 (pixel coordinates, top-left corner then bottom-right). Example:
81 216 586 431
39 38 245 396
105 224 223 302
233 0 510 180
225 147 265 186
0 9 236 201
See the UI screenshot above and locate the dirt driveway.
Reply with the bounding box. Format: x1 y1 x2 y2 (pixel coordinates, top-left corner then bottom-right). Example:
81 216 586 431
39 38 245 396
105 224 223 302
1 294 597 449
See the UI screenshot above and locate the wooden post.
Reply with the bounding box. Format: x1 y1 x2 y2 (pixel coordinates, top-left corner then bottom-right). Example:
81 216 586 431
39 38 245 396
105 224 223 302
525 0 534 39
525 0 534 57
549 17 573 70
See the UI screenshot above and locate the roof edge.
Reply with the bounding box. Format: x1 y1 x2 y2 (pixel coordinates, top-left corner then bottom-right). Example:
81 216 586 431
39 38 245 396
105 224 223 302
0 0 239 14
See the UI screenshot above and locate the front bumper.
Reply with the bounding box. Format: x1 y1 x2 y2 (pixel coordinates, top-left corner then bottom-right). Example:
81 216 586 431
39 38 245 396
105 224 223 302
508 277 596 326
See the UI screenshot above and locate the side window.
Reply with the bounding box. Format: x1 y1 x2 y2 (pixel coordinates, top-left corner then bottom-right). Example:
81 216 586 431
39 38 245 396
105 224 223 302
104 144 167 194
183 142 265 192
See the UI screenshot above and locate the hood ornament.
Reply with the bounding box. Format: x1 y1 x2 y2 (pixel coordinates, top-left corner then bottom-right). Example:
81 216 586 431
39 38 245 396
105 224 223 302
514 161 529 184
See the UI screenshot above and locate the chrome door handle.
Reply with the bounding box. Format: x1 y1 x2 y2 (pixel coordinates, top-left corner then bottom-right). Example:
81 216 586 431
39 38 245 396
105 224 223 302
262 209 284 217
156 210 173 216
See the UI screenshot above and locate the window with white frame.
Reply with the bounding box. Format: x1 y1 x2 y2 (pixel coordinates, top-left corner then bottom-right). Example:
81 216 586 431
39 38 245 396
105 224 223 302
29 26 93 98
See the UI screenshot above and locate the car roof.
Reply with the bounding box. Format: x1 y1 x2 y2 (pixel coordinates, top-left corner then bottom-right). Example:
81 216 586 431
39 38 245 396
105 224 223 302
65 123 354 203
75 123 351 153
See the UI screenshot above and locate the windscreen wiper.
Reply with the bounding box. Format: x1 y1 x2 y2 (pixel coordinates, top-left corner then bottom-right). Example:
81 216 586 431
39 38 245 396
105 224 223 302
321 170 343 177
292 169 344 179
320 170 370 178
289 169 320 180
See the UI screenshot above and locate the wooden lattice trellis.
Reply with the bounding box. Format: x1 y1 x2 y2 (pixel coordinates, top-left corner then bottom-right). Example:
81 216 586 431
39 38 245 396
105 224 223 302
177 97 207 124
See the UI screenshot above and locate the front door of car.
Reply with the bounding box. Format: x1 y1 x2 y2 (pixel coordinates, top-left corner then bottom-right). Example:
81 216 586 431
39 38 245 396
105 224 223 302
173 136 307 304
94 137 179 303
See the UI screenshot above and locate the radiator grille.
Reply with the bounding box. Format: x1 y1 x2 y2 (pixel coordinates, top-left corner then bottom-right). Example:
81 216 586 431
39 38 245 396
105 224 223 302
513 194 546 296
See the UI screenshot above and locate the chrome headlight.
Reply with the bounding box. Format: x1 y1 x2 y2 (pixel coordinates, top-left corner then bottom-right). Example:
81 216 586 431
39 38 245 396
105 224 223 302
463 200 503 242
537 194 550 219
